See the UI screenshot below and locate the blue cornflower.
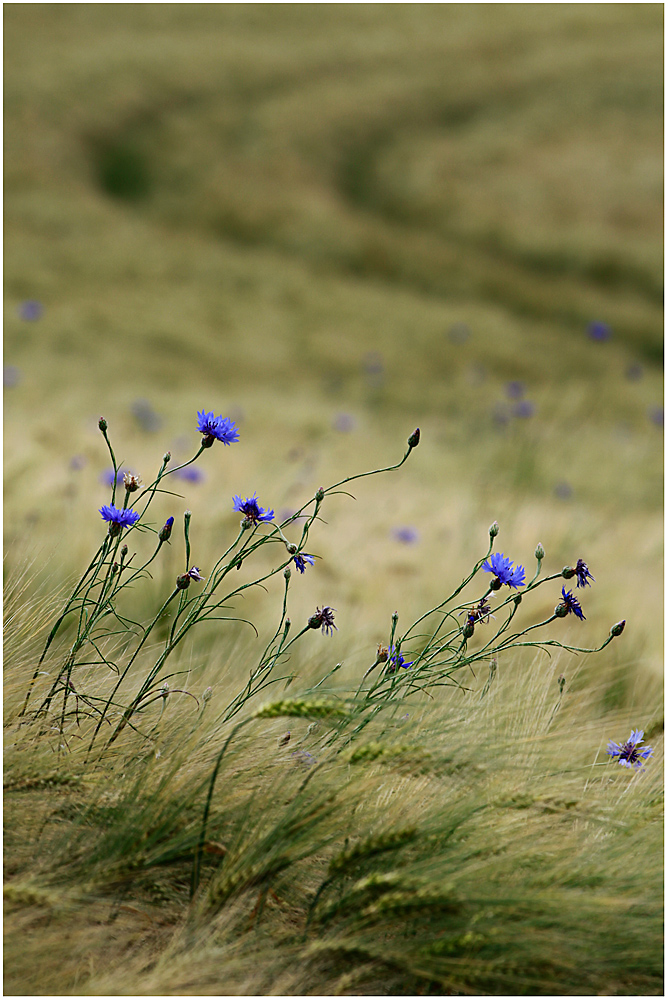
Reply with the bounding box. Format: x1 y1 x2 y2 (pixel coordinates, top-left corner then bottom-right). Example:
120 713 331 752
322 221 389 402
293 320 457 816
19 300 43 322
575 558 595 589
99 504 140 533
392 526 419 545
558 586 586 621
233 494 274 524
100 468 127 487
588 321 611 342
294 553 315 574
197 410 240 446
512 400 535 419
308 606 337 635
505 380 525 399
483 552 526 589
386 645 413 674
176 466 205 483
606 729 653 770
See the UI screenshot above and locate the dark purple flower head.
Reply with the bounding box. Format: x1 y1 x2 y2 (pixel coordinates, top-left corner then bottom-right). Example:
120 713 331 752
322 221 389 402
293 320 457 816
233 494 274 524
588 321 611 342
19 300 43 322
308 606 337 635
557 586 586 621
187 566 205 581
197 410 240 445
465 598 493 627
392 526 419 545
575 558 595 589
483 552 526 589
606 729 653 770
505 380 525 399
99 504 140 533
294 553 315 574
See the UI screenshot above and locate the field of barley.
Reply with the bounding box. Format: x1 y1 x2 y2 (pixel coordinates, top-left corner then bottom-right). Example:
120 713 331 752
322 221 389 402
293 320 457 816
4 5 663 996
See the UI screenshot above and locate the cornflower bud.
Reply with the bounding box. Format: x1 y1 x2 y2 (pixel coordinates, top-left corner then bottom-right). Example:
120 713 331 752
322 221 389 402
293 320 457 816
513 594 522 606
534 542 545 561
610 620 626 637
202 686 212 703
159 516 174 542
489 521 500 538
284 566 292 581
160 682 169 699
120 544 128 558
176 573 191 590
462 620 475 639
562 566 576 579
407 427 420 449
392 611 399 625
111 562 119 576
315 487 325 502
98 416 108 432
163 451 171 464
554 602 568 618
286 542 297 555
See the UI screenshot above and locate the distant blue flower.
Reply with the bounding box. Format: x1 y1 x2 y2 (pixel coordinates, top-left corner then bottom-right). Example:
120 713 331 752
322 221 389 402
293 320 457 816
19 300 43 321
386 645 413 673
625 363 643 381
132 398 162 432
99 504 140 531
588 321 611 341
554 481 573 501
448 322 471 344
294 553 315 574
233 494 274 523
3 365 21 388
559 585 585 621
505 380 525 399
606 729 653 770
392 526 419 545
648 406 664 428
176 466 205 483
512 400 535 418
292 749 317 766
483 552 525 589
100 468 128 487
492 403 510 428
575 558 595 589
70 455 87 471
197 410 240 444
333 413 356 433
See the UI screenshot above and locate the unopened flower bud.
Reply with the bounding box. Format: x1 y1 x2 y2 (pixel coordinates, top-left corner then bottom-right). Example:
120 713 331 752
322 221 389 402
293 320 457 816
284 566 292 581
463 620 475 639
534 542 545 561
163 451 171 464
286 542 297 555
176 573 191 590
489 521 500 538
392 611 399 625
120 544 128 558
160 682 169 698
98 416 108 432
184 510 192 524
610 620 626 637
513 594 522 606
284 617 291 633
555 602 568 618
489 576 502 591
111 562 119 576
562 566 576 579
202 686 212 702
315 487 325 502
159 516 174 542
407 427 420 449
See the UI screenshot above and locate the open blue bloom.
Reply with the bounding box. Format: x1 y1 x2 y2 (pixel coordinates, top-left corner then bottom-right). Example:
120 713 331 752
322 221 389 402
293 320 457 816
233 494 274 523
575 558 595 588
560 586 585 621
386 645 413 673
99 504 140 531
483 552 525 589
197 410 240 445
294 553 315 574
607 729 653 770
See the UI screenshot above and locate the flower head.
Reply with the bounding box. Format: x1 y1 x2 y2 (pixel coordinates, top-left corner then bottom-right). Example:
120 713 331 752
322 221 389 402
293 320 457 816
557 585 586 621
575 558 595 589
99 504 140 534
19 300 43 322
606 729 653 770
187 566 205 581
392 526 419 545
233 494 274 524
123 472 142 492
176 466 205 483
294 553 315 574
465 598 493 627
588 321 611 341
308 606 337 635
483 552 525 589
385 645 413 674
197 410 239 446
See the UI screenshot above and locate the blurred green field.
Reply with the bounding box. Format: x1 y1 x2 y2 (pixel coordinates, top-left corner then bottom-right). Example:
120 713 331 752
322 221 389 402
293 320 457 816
4 4 663 996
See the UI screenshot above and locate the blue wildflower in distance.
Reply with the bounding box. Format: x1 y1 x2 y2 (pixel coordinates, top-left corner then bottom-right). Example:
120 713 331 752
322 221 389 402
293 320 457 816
176 466 205 484
233 494 274 523
588 321 611 342
99 504 140 531
392 526 419 545
197 410 240 445
505 380 525 399
294 553 315 574
483 552 526 589
559 585 586 621
101 468 127 487
19 300 43 322
606 729 653 771
512 400 535 418
386 645 413 673
575 558 595 589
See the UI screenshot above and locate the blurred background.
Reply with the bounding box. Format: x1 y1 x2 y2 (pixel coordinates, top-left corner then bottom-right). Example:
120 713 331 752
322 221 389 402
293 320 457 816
4 5 663 685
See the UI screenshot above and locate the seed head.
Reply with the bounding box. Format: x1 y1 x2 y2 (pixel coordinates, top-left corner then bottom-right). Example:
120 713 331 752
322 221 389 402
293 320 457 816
123 472 142 492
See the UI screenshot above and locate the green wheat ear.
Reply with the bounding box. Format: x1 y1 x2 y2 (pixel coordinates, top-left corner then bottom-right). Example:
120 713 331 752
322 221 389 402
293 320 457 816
253 698 349 720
